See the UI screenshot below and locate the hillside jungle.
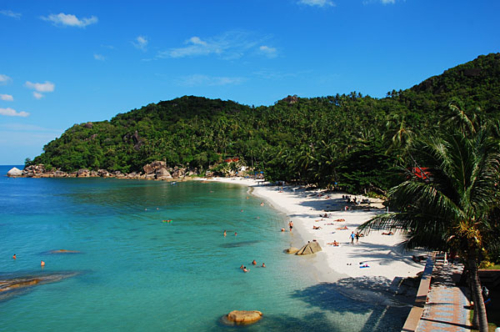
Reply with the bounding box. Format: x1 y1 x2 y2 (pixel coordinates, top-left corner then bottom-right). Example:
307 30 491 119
28 53 500 195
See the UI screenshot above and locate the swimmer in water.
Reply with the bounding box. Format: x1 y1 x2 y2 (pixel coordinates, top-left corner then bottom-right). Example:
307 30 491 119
261 263 266 268
224 230 227 237
235 232 237 236
41 260 45 267
252 260 257 265
243 267 249 273
13 254 16 260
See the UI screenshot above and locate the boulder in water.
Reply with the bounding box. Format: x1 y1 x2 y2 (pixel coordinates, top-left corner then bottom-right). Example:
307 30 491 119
222 310 263 325
48 249 81 254
7 167 23 177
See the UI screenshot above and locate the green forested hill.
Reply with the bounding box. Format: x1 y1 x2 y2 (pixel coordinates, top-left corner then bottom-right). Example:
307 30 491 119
30 53 500 193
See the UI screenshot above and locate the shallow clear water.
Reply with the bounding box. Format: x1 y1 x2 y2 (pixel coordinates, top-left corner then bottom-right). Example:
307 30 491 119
0 166 408 331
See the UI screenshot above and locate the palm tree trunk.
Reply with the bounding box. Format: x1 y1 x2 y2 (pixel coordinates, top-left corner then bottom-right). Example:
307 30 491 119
467 257 488 332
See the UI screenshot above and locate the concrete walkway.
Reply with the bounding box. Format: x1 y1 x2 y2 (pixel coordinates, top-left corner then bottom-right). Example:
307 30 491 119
416 262 473 332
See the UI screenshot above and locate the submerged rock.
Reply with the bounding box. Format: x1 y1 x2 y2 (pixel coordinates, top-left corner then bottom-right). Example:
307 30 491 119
0 272 80 302
48 249 81 254
222 310 263 325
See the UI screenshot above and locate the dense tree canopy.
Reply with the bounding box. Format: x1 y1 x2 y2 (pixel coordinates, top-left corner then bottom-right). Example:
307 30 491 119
30 53 500 194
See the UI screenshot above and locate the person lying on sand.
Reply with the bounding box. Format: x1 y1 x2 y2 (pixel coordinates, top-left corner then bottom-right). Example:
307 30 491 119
327 240 340 246
337 226 348 230
334 219 345 222
382 231 394 235
312 226 322 230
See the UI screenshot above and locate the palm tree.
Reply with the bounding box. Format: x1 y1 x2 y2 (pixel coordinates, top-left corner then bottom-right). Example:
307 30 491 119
358 125 500 332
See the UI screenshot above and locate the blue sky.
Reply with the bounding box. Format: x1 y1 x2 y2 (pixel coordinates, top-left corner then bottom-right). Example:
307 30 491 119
1 0 499 165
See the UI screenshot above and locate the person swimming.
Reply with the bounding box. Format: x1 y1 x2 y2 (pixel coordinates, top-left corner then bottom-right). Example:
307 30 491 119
12 254 16 260
252 260 257 265
243 266 249 273
41 260 45 267
224 230 227 237
261 263 266 268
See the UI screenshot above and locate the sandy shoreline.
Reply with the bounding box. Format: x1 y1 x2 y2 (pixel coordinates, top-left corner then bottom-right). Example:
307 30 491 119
199 177 427 285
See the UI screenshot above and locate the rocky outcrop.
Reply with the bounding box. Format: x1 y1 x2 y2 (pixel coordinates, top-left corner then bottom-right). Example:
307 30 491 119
77 169 90 177
155 168 172 180
98 169 110 177
7 167 23 177
143 161 166 174
170 166 185 179
23 164 46 177
222 310 263 325
296 241 322 255
12 162 201 181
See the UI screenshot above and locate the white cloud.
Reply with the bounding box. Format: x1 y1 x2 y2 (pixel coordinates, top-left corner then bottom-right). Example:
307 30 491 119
94 53 105 61
25 81 55 93
0 108 29 117
259 45 278 58
188 36 208 46
41 13 98 28
298 0 335 7
0 94 14 101
0 74 12 85
0 10 21 19
25 81 55 99
178 74 245 87
133 36 148 51
363 0 397 4
159 31 259 60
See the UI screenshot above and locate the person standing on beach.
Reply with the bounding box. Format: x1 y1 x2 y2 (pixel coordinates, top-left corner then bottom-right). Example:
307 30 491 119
355 232 360 243
350 232 355 244
289 221 293 232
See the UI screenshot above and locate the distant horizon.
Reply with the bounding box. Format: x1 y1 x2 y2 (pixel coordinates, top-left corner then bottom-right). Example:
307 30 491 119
1 0 499 164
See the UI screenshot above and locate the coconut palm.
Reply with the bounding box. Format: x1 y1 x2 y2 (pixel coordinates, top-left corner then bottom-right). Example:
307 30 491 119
358 125 500 332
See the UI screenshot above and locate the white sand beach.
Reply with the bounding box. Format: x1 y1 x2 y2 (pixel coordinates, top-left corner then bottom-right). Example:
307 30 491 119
200 177 427 284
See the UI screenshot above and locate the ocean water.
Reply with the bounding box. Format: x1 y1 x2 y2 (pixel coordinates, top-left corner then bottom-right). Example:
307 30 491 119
0 166 409 332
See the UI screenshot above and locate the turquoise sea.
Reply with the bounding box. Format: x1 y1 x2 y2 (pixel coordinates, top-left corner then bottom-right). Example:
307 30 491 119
0 165 409 331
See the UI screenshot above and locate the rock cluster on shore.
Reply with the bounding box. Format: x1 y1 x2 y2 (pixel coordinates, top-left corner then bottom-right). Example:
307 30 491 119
6 161 200 181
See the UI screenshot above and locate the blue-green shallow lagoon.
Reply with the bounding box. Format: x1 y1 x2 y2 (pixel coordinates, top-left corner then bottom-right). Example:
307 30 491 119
0 166 409 331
